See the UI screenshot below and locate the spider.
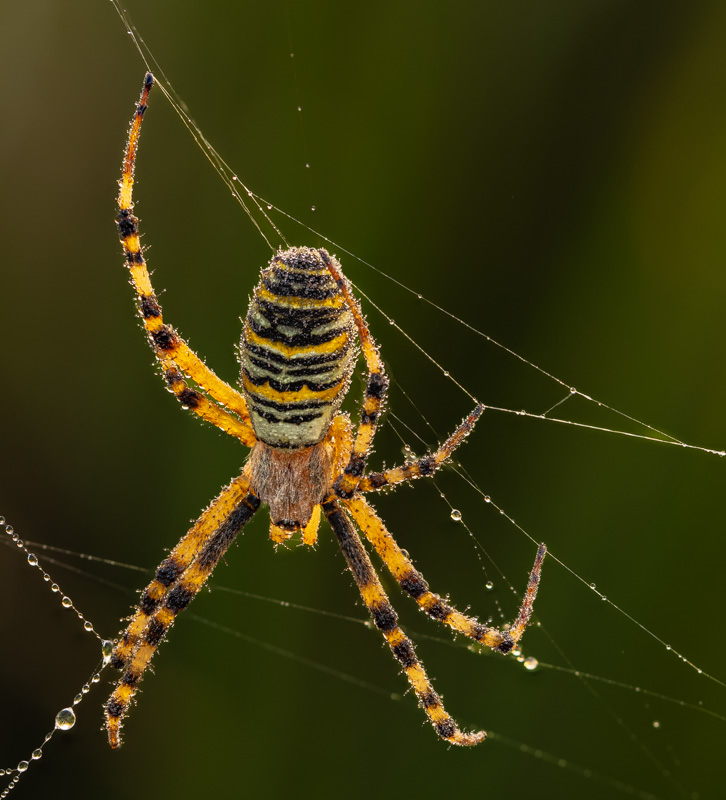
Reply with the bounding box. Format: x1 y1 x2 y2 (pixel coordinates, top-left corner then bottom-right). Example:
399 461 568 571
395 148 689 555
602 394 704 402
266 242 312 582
106 72 547 749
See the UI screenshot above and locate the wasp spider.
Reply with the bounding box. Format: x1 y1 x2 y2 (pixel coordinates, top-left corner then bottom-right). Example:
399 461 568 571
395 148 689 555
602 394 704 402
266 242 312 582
106 72 546 749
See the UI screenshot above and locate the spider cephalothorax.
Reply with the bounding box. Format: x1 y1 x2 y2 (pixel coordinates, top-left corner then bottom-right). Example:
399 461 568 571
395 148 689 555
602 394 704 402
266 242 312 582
106 72 546 751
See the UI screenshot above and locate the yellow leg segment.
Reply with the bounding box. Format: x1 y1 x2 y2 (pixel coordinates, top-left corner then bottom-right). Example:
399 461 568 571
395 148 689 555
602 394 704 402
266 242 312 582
345 494 546 652
360 404 484 493
105 472 260 748
321 254 389 498
322 497 485 746
117 73 255 446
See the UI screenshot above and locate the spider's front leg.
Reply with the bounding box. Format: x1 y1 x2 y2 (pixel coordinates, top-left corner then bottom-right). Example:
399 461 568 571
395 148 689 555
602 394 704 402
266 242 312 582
323 498 486 746
105 472 260 748
345 494 546 652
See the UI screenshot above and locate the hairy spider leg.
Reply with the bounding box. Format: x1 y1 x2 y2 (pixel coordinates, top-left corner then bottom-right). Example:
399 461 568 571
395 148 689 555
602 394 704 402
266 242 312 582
110 472 256 667
359 404 485 492
321 253 390 498
117 72 255 446
344 494 545 653
322 498 486 746
105 473 260 748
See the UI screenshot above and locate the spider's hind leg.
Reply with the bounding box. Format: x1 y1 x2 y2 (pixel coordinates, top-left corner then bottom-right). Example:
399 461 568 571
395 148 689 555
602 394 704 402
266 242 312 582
117 73 255 445
323 497 486 746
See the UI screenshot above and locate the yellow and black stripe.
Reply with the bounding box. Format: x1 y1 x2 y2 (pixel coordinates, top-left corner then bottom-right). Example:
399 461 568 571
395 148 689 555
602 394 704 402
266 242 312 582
322 498 486 746
359 404 484 493
345 495 546 652
117 72 255 446
240 247 357 448
322 254 389 498
105 473 260 748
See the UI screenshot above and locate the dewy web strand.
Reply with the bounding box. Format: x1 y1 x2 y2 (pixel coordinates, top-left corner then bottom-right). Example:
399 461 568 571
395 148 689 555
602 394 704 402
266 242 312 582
0 518 115 798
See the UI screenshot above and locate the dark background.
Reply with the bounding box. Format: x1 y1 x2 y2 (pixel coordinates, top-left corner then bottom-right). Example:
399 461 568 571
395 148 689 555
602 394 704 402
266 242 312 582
1 2 725 799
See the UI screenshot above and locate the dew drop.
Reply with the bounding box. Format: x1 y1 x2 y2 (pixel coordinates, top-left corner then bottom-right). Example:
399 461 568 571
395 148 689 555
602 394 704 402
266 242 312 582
50 583 59 593
305 162 310 169
27 554 38 567
484 495 491 503
16 762 28 773
511 648 522 658
523 656 539 671
5 526 14 535
601 596 607 602
485 581 494 591
589 583 596 589
266 204 272 210
665 644 672 651
61 596 72 609
311 205 316 212
652 720 661 729
73 694 83 705
31 750 42 761
450 509 462 522
102 640 114 664
0 516 5 525
83 621 93 633
55 708 76 731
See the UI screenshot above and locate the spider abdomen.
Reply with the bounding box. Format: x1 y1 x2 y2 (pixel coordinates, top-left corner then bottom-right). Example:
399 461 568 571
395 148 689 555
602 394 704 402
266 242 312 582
240 247 357 449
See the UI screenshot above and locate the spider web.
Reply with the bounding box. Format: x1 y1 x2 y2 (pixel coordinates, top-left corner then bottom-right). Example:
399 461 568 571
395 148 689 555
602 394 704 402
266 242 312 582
1 2 725 800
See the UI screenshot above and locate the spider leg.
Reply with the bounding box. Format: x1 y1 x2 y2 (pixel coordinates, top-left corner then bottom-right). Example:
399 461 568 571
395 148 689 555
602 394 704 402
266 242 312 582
117 73 255 446
105 471 260 748
321 253 389 498
344 494 545 651
322 497 485 746
359 404 484 493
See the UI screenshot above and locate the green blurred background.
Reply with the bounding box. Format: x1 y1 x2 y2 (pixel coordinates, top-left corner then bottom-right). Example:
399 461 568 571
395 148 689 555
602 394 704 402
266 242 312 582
1 1 725 798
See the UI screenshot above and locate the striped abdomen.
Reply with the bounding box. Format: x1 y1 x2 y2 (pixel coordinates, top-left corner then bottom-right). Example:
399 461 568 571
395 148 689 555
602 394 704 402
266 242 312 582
240 247 357 449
